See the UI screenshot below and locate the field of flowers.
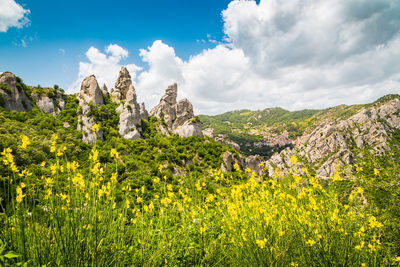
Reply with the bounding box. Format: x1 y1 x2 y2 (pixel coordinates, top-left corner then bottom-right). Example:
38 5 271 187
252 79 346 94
1 134 399 266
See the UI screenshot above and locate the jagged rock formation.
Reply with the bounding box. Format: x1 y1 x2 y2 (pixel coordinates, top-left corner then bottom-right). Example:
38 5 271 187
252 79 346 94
77 75 104 144
0 72 32 112
140 102 148 121
150 83 203 138
100 84 109 97
265 99 400 178
118 85 142 140
32 90 65 115
110 66 131 102
111 67 143 140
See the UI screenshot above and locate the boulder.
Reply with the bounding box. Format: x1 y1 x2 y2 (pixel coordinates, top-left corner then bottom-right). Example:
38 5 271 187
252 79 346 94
173 119 203 138
202 128 215 138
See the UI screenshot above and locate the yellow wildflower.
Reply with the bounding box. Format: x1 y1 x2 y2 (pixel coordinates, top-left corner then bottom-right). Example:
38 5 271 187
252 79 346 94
368 216 383 229
110 148 119 159
20 135 31 149
306 239 316 246
290 155 298 164
199 226 206 235
16 184 26 203
91 123 100 132
256 238 267 249
233 162 241 172
111 172 118 183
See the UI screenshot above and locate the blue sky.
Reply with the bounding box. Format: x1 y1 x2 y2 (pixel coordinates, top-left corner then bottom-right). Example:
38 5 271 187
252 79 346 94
0 0 399 114
0 0 232 89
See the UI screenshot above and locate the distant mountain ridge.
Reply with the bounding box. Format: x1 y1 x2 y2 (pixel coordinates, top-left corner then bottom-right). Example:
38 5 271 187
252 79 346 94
199 94 400 157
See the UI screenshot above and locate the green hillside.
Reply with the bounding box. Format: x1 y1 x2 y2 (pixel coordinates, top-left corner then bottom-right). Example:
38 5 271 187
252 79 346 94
199 95 400 157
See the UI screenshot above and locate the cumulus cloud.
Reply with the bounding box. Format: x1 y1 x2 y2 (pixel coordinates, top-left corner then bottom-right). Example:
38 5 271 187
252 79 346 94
69 44 142 93
71 0 400 114
135 40 184 107
0 0 30 32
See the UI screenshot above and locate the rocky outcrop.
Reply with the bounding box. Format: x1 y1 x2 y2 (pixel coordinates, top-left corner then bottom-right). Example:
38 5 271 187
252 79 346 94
118 85 142 140
221 151 236 172
265 99 400 178
110 67 131 102
100 84 109 97
32 90 65 115
110 67 143 140
245 155 263 176
140 102 148 121
77 75 104 144
0 72 32 112
150 83 203 137
221 151 263 177
202 128 214 138
215 135 240 152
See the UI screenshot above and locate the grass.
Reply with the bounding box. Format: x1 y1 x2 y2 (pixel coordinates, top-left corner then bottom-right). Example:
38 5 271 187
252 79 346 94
0 135 399 266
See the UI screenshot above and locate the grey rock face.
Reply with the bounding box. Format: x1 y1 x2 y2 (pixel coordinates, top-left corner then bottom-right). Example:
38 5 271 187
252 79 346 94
0 72 32 112
118 85 142 140
215 135 240 152
109 67 143 141
100 84 109 97
245 155 263 176
202 128 215 138
32 90 65 115
79 75 104 107
220 150 262 178
173 120 203 138
140 102 148 121
221 151 235 172
265 99 400 178
111 66 132 102
150 83 203 137
77 75 104 144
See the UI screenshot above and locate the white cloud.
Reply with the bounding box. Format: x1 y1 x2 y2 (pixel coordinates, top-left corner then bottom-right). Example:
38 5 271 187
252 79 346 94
71 0 400 114
69 44 142 93
0 0 30 32
135 40 184 108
